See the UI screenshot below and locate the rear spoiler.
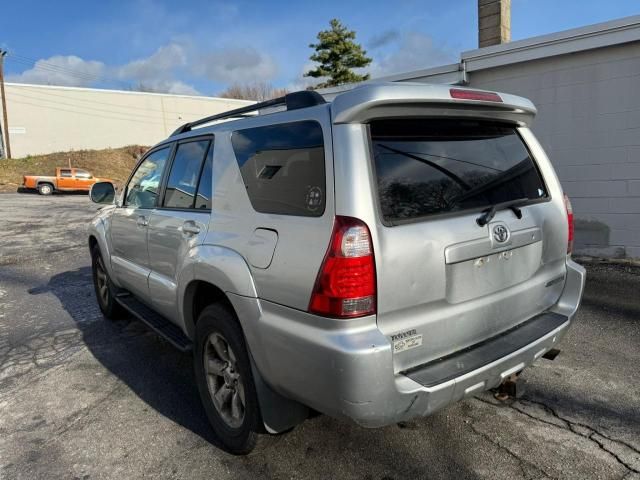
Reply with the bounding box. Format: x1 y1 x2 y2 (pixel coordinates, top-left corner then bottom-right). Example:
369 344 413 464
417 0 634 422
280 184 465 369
330 82 537 127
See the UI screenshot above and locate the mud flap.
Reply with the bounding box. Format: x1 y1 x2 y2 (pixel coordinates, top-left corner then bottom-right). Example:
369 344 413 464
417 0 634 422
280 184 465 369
248 352 309 434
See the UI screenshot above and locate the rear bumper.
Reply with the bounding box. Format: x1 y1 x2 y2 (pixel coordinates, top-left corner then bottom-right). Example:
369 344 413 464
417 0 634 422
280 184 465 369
232 258 586 428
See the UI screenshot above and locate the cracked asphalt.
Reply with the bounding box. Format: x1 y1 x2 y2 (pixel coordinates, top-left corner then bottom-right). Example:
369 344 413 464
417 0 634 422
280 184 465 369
0 192 639 480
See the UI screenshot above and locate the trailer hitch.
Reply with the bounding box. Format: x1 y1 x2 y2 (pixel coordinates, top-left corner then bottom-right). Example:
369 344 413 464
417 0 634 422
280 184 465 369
493 348 561 401
494 373 520 401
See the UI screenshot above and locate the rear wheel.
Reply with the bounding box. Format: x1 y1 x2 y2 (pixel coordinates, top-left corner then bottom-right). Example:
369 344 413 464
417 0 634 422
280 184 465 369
194 304 264 454
37 183 53 195
91 245 125 319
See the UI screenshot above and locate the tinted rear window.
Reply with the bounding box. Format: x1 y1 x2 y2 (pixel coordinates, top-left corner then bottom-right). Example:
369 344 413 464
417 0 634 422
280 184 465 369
370 119 547 223
163 140 210 209
231 121 325 217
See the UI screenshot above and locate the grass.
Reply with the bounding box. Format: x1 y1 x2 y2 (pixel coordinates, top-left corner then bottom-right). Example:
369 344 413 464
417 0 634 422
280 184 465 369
0 146 147 192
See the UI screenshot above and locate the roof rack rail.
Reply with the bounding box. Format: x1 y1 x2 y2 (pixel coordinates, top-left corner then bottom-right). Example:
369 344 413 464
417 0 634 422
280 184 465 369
171 90 326 136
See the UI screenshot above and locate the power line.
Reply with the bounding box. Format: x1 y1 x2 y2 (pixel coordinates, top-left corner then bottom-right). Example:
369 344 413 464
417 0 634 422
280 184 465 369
9 84 209 117
9 52 120 83
6 53 129 88
8 56 105 82
8 90 173 122
7 97 168 126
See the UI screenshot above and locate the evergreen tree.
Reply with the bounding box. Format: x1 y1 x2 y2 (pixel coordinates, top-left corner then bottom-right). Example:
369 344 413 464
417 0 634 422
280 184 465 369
304 19 372 88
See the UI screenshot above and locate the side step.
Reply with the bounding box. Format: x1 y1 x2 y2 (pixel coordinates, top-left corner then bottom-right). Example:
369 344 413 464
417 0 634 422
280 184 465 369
116 294 193 352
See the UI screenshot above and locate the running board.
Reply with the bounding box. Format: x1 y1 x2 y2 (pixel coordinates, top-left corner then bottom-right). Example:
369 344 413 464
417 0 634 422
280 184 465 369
115 294 193 352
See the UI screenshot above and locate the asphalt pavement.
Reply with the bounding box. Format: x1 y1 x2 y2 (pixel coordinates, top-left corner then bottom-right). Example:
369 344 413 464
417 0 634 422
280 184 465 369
0 193 638 480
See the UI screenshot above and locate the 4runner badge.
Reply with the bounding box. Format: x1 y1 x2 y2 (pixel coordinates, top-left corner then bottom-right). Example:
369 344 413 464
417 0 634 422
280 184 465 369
391 329 423 354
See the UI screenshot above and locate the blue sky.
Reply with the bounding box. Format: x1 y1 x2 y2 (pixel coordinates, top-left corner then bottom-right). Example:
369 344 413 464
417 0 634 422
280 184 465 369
2 0 638 96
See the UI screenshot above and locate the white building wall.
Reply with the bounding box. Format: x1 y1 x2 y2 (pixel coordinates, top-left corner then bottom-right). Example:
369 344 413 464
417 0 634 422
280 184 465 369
1 83 252 158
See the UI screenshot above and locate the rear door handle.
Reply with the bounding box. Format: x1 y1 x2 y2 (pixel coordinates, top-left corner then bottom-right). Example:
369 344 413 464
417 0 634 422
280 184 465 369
181 222 201 235
136 215 148 227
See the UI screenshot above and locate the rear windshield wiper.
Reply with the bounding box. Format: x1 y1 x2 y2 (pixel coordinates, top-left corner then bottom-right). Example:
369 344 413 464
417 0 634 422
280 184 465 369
476 198 527 226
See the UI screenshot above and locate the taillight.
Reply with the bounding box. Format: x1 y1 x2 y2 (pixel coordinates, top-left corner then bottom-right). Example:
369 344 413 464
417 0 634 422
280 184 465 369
309 216 376 318
450 88 503 103
564 194 574 254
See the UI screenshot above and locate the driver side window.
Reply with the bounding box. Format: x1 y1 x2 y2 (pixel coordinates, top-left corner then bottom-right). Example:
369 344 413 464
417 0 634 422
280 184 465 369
125 146 171 208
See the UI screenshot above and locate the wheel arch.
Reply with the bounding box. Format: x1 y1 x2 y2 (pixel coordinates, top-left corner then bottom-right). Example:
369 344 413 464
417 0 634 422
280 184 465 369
88 218 118 284
37 181 55 192
180 244 258 339
88 235 98 251
183 280 234 339
185 278 309 434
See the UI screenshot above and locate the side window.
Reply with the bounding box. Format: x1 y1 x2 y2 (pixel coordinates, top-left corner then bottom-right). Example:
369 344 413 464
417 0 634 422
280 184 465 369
195 144 213 210
231 121 325 216
60 169 72 178
75 169 92 179
163 140 210 209
125 147 171 208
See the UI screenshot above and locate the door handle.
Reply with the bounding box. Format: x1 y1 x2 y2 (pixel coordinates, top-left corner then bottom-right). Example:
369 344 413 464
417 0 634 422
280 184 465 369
136 215 148 227
181 222 201 235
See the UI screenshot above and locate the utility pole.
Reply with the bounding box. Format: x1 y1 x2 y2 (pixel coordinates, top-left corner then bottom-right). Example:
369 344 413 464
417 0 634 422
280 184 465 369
0 50 11 159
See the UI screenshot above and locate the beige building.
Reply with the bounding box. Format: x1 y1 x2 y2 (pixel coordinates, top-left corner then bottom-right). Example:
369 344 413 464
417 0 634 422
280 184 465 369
0 83 253 158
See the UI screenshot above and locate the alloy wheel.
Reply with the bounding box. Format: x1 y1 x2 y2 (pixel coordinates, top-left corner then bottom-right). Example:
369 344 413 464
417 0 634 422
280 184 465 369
95 256 110 306
204 332 246 428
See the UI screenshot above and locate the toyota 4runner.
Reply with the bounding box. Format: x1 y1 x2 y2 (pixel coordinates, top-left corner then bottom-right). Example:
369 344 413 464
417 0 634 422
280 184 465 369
88 83 586 454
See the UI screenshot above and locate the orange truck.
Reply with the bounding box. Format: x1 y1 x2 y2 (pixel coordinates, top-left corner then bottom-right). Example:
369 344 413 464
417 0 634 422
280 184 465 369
22 168 114 195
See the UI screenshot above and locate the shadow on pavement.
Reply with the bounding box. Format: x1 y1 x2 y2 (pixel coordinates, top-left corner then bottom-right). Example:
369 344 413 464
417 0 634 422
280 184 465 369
26 267 487 478
28 266 223 448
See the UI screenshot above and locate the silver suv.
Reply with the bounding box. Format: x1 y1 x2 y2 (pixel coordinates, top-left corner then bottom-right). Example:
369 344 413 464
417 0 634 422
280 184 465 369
88 83 585 454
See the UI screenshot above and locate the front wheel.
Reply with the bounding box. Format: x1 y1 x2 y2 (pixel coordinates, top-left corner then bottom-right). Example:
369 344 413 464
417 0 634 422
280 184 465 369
91 245 125 319
194 304 263 454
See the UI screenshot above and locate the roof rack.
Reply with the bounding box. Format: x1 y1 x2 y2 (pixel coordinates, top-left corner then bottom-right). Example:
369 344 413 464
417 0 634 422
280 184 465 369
171 90 326 136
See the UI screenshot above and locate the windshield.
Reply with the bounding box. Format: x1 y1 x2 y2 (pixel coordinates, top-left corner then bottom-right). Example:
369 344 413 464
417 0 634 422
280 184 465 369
370 119 548 223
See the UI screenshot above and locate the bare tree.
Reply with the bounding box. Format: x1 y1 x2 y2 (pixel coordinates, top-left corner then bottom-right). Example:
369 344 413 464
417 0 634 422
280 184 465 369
217 82 288 101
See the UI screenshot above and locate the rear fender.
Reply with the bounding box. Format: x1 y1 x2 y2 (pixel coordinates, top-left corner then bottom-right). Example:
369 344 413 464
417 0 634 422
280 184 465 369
179 248 307 432
88 216 120 287
35 177 57 188
179 244 258 339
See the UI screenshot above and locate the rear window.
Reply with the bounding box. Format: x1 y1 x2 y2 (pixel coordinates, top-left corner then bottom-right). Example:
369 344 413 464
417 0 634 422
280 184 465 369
163 139 210 209
231 121 325 217
370 119 547 224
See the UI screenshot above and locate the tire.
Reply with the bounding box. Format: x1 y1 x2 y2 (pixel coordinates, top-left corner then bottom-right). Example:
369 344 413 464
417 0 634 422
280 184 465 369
38 183 53 195
194 304 264 455
91 245 125 319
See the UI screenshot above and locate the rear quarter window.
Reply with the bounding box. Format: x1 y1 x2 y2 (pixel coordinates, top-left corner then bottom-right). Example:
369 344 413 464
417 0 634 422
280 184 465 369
231 121 326 217
370 119 548 224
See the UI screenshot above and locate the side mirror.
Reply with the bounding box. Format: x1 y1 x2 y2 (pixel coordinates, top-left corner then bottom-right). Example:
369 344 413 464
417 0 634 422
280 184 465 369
90 182 116 204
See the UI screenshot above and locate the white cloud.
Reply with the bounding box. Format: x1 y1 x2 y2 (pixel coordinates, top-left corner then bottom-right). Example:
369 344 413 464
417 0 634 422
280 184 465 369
195 47 278 84
156 80 200 95
7 55 106 87
7 41 281 95
115 43 188 82
369 32 456 79
113 43 201 94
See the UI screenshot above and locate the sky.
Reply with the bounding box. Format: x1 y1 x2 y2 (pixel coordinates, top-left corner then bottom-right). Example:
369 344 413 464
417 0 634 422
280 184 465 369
1 0 638 96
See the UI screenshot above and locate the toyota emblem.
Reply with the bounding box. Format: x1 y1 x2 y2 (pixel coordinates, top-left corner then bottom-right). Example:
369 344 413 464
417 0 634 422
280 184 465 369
493 224 510 243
